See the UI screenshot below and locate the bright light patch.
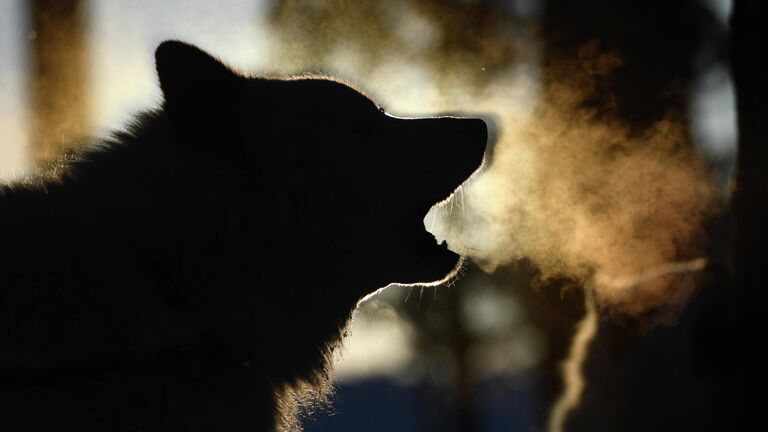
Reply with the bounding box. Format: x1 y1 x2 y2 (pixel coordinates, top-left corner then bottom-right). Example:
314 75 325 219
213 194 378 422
333 297 415 382
0 0 31 180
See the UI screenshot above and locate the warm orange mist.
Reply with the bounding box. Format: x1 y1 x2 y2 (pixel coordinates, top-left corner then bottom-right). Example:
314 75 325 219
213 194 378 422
432 47 717 325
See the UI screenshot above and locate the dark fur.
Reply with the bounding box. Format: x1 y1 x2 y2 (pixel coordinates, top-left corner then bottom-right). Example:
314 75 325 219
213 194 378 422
0 41 486 431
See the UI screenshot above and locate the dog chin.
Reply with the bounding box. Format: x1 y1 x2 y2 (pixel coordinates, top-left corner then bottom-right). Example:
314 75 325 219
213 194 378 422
389 234 464 286
421 254 464 286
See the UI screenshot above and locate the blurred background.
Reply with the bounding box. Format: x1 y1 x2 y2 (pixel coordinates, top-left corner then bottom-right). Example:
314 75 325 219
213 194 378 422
2 1 764 431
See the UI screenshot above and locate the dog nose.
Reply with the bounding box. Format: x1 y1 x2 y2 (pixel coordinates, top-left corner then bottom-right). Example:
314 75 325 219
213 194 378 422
431 116 488 196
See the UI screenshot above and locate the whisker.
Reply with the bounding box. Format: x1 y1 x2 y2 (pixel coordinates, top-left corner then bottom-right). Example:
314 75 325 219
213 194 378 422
404 285 415 303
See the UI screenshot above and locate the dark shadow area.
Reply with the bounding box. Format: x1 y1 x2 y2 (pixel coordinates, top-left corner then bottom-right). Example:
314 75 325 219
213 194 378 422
0 41 486 430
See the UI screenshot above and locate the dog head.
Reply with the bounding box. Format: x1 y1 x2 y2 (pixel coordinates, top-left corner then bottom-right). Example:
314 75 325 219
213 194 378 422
155 41 487 293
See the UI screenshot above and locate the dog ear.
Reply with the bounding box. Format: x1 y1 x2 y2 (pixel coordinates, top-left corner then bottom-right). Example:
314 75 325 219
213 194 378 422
155 41 241 138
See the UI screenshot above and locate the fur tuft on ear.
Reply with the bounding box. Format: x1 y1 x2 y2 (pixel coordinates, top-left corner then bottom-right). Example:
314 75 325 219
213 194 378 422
155 41 241 132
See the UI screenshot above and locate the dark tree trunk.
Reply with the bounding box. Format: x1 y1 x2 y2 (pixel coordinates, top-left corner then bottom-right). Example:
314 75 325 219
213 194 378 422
730 0 768 422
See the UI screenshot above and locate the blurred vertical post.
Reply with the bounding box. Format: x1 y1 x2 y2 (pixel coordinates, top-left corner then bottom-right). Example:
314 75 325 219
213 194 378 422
730 0 768 423
29 0 88 162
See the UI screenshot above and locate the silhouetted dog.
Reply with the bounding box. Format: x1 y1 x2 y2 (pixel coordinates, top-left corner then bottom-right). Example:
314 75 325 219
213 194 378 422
0 41 486 431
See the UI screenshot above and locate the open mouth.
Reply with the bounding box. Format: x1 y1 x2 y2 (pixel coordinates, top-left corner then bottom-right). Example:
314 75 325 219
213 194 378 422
420 228 461 275
417 200 465 266
381 116 488 286
401 166 485 285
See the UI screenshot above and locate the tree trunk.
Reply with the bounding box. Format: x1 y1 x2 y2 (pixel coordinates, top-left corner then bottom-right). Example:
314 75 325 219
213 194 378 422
29 0 88 161
730 0 768 421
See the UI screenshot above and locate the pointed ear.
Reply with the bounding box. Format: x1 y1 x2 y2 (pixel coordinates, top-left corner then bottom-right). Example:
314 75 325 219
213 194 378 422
155 41 240 131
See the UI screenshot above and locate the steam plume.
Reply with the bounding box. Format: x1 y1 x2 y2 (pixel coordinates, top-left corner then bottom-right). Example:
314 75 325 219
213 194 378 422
430 51 717 323
267 0 719 326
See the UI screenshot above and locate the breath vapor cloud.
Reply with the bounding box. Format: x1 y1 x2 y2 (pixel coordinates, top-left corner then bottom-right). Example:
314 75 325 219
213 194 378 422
267 0 719 324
